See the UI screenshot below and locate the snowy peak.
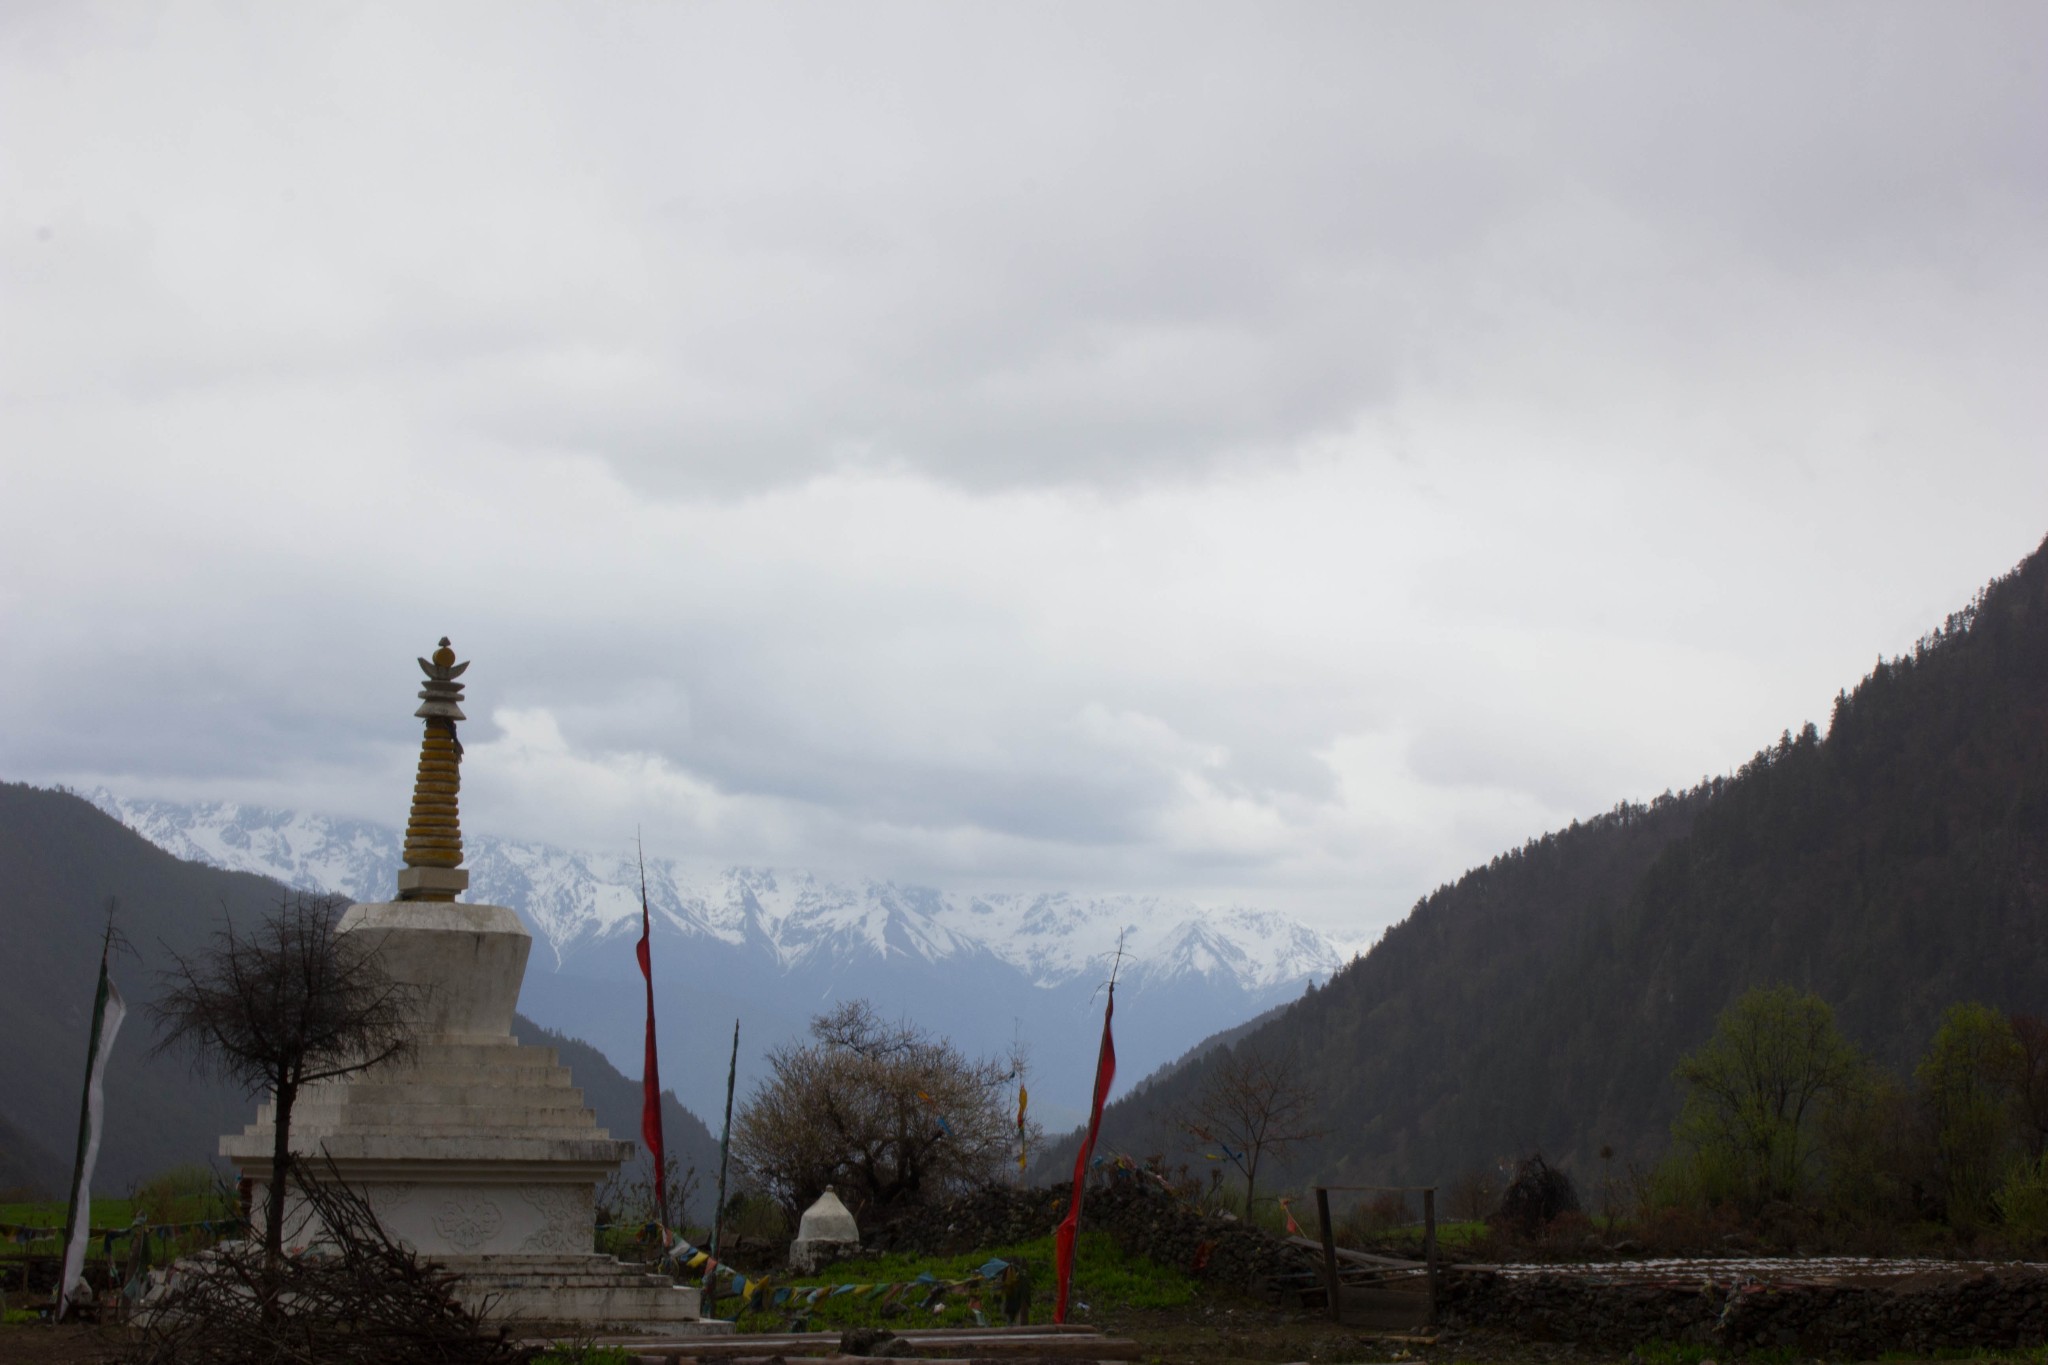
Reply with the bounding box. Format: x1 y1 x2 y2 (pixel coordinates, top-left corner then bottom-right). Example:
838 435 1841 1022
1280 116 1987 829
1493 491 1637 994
102 795 404 907
83 789 1342 992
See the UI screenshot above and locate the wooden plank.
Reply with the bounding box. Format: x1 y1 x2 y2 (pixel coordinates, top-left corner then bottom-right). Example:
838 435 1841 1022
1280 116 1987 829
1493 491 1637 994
593 1334 1140 1361
1315 1187 1340 1325
864 1327 1104 1338
1285 1235 1425 1270
604 1326 1108 1348
1423 1187 1438 1327
649 1357 1133 1365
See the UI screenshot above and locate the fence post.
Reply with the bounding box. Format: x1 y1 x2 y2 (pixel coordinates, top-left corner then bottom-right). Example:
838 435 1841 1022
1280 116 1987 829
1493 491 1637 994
1423 1186 1438 1327
1315 1186 1340 1324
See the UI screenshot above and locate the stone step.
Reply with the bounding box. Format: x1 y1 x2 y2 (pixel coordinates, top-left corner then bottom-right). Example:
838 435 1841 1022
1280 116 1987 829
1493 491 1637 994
253 1090 591 1124
403 1043 560 1068
288 1080 589 1109
252 1100 600 1130
439 1255 641 1274
331 1064 578 1089
459 1269 677 1288
433 1253 720 1327
220 1131 634 1164
437 1255 682 1289
256 1123 613 1145
463 1281 713 1327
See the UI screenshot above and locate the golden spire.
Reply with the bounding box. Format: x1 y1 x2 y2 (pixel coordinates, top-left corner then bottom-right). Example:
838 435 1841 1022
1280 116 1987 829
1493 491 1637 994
396 637 471 903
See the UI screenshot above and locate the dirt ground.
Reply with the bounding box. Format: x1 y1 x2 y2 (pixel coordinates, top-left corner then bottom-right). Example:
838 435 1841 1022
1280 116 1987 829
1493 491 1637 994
0 1324 124 1365
6 1305 2043 1365
0 1316 1621 1365
1096 1303 1632 1365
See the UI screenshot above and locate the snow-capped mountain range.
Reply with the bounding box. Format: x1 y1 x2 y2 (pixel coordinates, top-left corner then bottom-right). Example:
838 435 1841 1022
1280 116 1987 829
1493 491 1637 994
86 789 1343 1128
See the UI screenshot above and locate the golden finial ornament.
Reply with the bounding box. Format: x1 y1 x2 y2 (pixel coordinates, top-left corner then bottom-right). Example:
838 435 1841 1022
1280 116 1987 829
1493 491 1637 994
396 636 471 902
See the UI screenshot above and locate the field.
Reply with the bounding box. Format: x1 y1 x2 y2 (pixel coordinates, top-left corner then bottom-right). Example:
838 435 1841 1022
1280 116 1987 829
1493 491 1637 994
0 1180 238 1304
8 1191 2048 1365
703 1228 1196 1333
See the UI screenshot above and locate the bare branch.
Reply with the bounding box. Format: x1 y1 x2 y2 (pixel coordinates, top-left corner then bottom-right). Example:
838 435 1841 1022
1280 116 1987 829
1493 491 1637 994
735 998 1034 1221
150 891 420 1265
1176 1045 1330 1211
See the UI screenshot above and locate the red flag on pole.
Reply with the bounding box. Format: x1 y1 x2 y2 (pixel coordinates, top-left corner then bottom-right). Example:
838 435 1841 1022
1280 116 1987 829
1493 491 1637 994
636 848 667 1221
1053 983 1115 1324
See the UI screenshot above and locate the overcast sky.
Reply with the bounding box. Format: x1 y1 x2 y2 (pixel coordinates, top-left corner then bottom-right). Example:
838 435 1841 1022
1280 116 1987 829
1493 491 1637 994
4 2 2044 946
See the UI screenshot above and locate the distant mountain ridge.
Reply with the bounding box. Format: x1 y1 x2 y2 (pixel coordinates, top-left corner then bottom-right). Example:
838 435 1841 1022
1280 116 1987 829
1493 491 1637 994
0 783 719 1199
79 792 1341 1125
1064 534 2048 1193
85 793 1336 991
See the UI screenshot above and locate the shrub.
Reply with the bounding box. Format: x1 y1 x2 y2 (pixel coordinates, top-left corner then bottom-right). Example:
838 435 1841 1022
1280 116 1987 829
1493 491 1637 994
1996 1154 2048 1244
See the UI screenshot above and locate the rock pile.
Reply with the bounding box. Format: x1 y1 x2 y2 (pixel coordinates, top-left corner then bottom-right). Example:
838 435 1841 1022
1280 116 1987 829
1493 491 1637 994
1085 1181 1316 1291
868 1186 1067 1256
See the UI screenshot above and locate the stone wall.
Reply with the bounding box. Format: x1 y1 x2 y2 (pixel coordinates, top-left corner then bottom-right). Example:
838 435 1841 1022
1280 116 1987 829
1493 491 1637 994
1441 1268 2048 1357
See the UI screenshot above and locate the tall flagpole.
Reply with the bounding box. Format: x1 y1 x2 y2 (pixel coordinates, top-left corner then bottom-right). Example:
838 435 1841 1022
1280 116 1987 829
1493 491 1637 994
635 835 668 1225
704 1018 739 1319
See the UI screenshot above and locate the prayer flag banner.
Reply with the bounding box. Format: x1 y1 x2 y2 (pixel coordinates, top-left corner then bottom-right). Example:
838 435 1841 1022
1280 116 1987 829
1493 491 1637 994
1017 1084 1029 1174
635 853 667 1215
647 1224 1013 1320
59 967 125 1320
1054 984 1116 1324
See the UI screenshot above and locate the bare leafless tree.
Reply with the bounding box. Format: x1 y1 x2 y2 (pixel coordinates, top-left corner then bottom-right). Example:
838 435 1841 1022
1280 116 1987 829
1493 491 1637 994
1446 1164 1501 1222
1177 1044 1328 1214
152 892 418 1266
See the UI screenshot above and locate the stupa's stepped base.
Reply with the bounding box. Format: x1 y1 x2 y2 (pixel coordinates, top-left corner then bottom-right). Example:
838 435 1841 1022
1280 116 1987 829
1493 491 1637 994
224 1040 630 1168
222 878 714 1324
222 1033 633 1261
233 1041 596 1143
436 1255 732 1333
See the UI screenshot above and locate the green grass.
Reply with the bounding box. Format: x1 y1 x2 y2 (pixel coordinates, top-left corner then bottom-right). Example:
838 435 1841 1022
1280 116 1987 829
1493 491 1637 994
596 1223 713 1261
1386 1218 1489 1251
530 1349 636 1365
0 1199 137 1228
0 1193 239 1269
1631 1344 1803 1365
705 1229 1194 1333
1 1193 233 1229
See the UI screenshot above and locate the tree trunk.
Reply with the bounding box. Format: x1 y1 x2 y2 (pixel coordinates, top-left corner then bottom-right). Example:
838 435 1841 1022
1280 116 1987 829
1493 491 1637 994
266 1079 297 1269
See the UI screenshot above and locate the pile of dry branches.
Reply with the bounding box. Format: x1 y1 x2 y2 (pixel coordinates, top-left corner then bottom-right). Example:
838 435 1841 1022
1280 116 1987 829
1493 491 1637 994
126 1165 530 1365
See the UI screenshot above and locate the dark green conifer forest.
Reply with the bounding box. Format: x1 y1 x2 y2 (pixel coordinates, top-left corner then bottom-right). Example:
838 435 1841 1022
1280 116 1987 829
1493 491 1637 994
1090 534 2048 1198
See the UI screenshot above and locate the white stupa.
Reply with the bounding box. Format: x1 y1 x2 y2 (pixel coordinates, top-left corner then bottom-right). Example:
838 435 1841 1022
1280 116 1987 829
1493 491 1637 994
221 639 728 1334
787 1188 861 1273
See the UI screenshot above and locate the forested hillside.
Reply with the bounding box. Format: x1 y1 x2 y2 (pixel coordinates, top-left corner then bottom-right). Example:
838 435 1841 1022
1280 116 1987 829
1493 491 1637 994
0 785 717 1198
1086 534 2048 1193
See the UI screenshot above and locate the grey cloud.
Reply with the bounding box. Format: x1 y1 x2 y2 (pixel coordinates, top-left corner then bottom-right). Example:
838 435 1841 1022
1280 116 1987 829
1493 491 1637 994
6 2 2048 938
480 6 2043 496
15 4 2041 499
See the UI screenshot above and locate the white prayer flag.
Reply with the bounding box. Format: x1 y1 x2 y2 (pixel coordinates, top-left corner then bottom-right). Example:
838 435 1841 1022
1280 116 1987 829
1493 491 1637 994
58 972 125 1320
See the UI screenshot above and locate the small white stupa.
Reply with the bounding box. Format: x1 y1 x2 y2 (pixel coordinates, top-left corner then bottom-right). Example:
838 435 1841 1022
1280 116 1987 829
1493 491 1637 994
220 639 728 1334
787 1188 861 1273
